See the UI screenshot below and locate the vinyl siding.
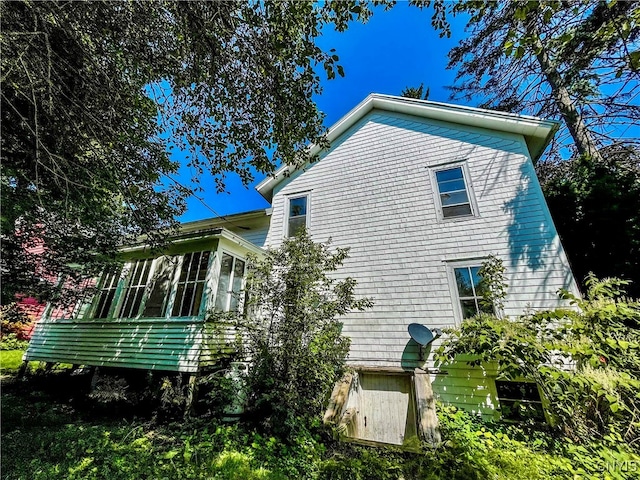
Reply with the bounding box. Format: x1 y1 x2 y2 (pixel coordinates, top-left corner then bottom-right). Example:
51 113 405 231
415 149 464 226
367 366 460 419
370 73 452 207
264 109 578 377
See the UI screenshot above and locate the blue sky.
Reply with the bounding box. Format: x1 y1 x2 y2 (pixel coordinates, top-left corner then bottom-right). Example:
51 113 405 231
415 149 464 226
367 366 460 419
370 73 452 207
177 4 469 223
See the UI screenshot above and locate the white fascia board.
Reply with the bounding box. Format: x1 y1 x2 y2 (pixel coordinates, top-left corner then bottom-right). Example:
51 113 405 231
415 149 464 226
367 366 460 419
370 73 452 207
219 228 265 256
256 94 560 202
120 228 263 256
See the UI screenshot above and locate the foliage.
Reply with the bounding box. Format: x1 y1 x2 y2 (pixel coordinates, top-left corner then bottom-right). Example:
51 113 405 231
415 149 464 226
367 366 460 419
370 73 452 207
436 276 640 447
477 254 508 314
0 302 33 339
239 230 372 436
3 371 640 479
537 144 640 296
0 333 29 351
0 0 389 303
443 0 640 160
401 83 430 100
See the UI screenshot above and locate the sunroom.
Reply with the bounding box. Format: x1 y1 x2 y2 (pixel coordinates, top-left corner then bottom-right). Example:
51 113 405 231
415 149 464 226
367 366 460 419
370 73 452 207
24 227 263 374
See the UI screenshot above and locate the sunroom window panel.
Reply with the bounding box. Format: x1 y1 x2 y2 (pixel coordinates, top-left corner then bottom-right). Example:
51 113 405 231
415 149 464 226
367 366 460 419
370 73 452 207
142 256 176 318
171 251 210 317
93 268 122 319
118 259 153 318
229 259 246 312
215 253 234 311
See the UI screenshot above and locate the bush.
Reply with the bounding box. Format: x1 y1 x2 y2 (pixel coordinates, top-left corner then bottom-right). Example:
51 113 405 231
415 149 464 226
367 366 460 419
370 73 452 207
0 332 29 350
239 230 372 437
0 302 33 340
436 276 640 448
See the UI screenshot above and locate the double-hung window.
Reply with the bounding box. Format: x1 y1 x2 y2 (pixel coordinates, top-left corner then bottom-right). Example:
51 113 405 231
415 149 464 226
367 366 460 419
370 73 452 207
452 265 493 319
287 194 309 237
435 166 473 218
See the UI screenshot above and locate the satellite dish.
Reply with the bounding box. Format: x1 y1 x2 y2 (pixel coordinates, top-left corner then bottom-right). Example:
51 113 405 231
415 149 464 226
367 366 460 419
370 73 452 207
408 323 442 347
408 324 442 361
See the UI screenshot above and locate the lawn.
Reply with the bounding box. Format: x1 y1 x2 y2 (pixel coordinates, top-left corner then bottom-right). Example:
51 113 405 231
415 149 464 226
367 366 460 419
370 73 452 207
0 349 25 375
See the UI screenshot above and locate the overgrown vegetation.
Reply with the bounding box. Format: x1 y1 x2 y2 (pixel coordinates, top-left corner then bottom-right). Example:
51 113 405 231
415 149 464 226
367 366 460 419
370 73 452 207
3 375 640 479
237 230 372 436
436 273 640 457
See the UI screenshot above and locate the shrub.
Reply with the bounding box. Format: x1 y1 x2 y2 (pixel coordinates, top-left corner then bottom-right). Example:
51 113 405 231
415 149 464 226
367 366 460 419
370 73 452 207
0 302 33 340
0 332 29 350
239 230 372 437
435 276 640 448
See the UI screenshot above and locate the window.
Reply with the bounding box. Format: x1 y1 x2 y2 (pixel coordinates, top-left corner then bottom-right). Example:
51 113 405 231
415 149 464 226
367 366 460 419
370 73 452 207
118 259 154 318
287 194 308 237
142 255 177 318
435 166 472 218
214 253 246 312
453 265 493 319
93 267 122 319
89 249 218 320
171 251 211 317
495 381 545 422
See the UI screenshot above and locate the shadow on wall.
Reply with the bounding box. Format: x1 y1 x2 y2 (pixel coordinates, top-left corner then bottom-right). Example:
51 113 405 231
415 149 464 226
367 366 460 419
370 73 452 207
502 159 575 298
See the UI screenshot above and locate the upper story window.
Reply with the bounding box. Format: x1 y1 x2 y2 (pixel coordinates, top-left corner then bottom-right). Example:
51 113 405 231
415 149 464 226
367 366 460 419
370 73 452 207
214 253 246 312
287 194 309 237
453 265 493 319
435 166 473 218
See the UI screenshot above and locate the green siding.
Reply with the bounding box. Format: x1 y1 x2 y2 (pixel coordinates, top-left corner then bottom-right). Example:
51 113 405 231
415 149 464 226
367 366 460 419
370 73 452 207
432 357 500 420
26 318 208 372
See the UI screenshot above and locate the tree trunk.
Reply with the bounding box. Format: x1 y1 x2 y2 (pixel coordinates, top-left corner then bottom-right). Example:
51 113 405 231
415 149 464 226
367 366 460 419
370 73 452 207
527 18 603 162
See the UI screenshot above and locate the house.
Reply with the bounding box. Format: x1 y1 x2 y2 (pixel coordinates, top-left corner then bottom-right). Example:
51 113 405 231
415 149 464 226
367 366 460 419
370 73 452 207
24 94 579 445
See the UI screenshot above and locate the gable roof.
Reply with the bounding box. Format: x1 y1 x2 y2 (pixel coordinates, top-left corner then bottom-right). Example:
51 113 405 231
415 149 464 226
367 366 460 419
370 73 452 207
256 93 560 202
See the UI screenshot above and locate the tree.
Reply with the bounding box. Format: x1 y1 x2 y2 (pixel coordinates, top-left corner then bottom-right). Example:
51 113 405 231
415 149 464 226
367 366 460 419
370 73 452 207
445 0 640 161
239 230 372 436
537 144 640 296
436 1 640 291
401 83 430 100
0 1 378 303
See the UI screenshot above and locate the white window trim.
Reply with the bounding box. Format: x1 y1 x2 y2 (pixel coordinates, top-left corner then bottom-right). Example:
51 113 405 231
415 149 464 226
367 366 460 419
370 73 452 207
213 249 247 313
445 257 492 325
430 162 478 222
167 251 215 318
284 192 311 238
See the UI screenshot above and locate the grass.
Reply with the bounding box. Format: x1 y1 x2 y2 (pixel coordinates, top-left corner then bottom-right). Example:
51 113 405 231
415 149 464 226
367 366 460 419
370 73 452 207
1 369 638 480
0 349 25 374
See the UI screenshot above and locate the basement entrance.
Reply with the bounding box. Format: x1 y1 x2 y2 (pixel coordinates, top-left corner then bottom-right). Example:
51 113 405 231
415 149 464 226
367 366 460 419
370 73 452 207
348 372 417 446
